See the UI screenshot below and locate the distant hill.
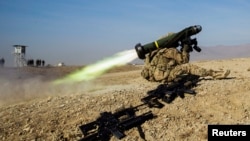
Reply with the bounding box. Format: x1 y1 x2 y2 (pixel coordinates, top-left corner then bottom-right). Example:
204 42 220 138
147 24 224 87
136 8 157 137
190 43 250 61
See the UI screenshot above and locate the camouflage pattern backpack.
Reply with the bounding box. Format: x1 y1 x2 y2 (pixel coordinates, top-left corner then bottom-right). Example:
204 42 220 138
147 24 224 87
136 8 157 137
141 48 173 82
141 49 158 81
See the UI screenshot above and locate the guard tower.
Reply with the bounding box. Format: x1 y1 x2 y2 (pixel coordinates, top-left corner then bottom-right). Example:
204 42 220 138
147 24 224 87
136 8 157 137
13 45 28 67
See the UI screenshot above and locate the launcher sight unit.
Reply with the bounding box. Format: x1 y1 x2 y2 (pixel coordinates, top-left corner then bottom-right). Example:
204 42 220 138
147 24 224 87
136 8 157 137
135 25 202 59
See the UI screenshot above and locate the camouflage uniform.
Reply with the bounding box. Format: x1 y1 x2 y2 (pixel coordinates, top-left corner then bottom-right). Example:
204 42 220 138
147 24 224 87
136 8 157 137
141 47 229 83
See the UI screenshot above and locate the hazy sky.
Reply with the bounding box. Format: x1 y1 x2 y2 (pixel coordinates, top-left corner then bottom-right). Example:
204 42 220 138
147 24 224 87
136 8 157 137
1 0 250 66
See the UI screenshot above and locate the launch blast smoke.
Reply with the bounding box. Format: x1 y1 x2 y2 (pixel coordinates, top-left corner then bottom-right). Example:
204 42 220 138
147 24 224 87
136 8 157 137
53 49 138 84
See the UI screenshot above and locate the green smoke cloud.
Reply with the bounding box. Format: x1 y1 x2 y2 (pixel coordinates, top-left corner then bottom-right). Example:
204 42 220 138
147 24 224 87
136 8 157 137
53 49 138 84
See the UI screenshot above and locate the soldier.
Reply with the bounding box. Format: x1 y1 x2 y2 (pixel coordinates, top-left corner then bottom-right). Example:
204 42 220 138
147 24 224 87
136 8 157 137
42 60 45 66
0 58 4 67
141 44 230 83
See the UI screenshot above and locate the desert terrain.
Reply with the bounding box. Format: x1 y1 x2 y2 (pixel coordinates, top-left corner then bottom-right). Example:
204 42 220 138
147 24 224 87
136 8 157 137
0 57 250 141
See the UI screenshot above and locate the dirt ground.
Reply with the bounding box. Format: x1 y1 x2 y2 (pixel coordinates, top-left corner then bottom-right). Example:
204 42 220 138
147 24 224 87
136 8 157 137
0 57 250 141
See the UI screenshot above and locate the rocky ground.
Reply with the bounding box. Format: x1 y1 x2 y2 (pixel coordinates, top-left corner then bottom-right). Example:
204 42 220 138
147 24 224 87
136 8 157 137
0 58 250 141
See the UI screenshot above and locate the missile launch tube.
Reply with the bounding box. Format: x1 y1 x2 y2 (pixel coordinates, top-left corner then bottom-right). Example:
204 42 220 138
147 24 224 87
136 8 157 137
135 25 202 59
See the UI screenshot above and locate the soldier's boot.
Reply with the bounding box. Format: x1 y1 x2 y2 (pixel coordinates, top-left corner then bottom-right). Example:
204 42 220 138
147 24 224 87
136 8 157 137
211 70 230 79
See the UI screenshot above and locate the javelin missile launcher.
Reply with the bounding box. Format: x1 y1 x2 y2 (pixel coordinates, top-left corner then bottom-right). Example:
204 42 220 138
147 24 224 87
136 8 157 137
135 25 202 59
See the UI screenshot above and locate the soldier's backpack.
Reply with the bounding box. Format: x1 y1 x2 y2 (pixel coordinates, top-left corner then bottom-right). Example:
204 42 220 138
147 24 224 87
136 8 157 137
141 48 168 81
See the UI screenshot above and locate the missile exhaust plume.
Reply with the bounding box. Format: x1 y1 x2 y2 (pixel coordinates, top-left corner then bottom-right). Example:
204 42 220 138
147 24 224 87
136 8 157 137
53 49 138 84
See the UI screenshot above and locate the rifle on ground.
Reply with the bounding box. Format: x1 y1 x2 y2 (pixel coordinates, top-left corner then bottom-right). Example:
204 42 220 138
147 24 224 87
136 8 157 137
141 75 200 108
78 104 155 141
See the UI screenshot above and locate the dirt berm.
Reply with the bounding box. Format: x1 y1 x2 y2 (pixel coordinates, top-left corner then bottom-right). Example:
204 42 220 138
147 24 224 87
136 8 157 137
0 58 250 141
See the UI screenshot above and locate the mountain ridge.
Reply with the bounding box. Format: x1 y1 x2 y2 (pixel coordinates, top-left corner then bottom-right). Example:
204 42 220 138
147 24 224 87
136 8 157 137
190 43 250 61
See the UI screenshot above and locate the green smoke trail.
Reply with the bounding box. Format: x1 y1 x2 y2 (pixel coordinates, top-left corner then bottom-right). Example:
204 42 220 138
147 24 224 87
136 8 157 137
53 49 138 84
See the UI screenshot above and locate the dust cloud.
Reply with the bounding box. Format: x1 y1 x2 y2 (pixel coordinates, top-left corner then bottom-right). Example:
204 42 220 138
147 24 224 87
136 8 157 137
0 67 100 106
